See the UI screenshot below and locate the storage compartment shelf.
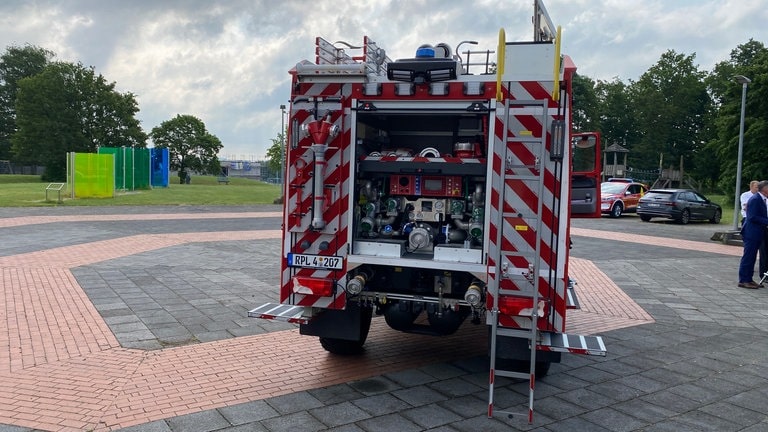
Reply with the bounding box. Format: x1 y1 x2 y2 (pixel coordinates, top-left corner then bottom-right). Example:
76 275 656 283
348 251 486 273
358 156 487 176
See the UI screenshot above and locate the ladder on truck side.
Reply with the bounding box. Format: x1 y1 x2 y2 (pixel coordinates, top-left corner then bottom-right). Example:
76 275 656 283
488 99 550 423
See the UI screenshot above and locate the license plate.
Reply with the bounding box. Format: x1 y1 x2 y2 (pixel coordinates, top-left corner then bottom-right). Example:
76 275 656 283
649 203 659 207
287 253 343 270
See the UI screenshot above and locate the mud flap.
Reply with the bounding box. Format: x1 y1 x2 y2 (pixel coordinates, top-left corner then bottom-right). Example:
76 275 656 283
491 331 562 364
300 302 372 341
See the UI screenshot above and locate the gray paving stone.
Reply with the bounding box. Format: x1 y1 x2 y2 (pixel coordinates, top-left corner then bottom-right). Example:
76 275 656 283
348 377 401 396
194 330 232 342
401 403 463 429
165 409 231 432
666 382 724 404
265 392 324 415
204 423 267 432
536 416 611 432
217 400 279 425
427 376 483 398
562 365 620 384
259 411 326 432
319 424 364 432
449 415 528 432
352 393 411 416
309 401 371 427
307 383 363 405
0 425 34 432
354 413 422 432
639 390 705 413
383 368 438 387
741 419 768 432
554 387 615 410
117 329 157 342
531 395 589 421
675 410 745 432
116 420 172 432
580 406 649 432
417 362 467 380
436 394 487 419
392 385 450 406
698 401 767 428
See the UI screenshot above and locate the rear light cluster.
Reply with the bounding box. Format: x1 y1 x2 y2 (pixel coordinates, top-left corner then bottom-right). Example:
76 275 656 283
292 277 334 297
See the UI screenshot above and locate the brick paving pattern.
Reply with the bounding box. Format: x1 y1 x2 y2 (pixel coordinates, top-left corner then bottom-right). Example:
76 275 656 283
0 210 765 431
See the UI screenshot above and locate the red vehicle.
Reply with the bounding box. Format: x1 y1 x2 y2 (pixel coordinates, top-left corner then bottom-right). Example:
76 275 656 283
250 0 606 423
601 180 648 218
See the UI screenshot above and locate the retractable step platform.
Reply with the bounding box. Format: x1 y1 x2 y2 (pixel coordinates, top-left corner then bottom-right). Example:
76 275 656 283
538 332 607 356
248 303 310 324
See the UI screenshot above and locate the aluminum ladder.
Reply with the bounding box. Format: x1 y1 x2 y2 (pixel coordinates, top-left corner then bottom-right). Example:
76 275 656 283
488 98 550 423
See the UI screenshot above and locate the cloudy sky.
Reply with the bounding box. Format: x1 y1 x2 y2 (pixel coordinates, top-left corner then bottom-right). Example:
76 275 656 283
1 0 765 160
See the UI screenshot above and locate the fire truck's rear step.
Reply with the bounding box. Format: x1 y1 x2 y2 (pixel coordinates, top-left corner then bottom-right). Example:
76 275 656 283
248 303 310 324
495 327 607 357
539 332 606 356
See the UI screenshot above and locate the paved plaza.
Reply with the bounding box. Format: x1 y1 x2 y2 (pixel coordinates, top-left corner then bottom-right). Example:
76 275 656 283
0 206 766 431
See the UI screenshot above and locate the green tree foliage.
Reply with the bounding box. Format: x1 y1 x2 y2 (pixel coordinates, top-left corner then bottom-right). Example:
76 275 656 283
596 78 636 152
150 114 223 182
265 131 286 177
12 61 146 180
0 45 54 160
706 40 768 192
629 50 711 172
572 73 599 132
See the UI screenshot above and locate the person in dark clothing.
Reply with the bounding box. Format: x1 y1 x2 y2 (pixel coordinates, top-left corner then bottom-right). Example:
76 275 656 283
738 180 768 289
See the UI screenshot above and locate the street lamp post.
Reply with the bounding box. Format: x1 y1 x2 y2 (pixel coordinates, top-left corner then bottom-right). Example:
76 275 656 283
732 75 751 231
280 104 286 185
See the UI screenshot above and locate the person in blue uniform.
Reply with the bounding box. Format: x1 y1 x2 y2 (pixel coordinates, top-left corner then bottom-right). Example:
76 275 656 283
738 180 768 289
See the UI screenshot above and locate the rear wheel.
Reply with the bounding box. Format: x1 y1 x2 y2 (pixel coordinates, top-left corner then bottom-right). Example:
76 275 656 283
710 209 722 224
640 215 651 222
679 209 691 225
610 202 623 218
319 307 373 355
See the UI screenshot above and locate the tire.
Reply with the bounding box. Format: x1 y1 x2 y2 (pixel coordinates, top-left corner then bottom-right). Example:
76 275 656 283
610 202 623 218
640 215 652 222
319 307 373 355
679 209 691 225
710 209 722 224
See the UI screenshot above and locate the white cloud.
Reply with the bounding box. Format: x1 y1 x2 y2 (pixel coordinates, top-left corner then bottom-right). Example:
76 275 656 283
1 0 766 159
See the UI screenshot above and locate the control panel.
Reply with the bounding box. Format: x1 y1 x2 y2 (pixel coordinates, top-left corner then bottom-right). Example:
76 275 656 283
389 175 462 197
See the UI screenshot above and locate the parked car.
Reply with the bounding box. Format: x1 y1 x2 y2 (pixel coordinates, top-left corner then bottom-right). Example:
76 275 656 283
600 181 648 218
637 189 722 224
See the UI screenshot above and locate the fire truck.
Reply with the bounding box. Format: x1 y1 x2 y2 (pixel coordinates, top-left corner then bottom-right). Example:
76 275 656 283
250 0 606 422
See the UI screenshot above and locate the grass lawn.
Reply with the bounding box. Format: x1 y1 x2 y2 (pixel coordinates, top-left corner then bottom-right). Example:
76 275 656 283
0 174 281 207
0 174 737 229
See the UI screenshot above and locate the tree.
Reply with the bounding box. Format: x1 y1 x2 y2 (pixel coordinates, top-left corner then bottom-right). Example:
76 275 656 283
150 114 223 183
264 130 285 179
572 73 599 132
707 40 768 192
12 61 146 180
629 50 710 172
595 78 637 154
0 45 54 161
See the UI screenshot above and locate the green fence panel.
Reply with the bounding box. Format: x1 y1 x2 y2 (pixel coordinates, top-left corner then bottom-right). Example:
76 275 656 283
134 148 151 189
98 147 151 190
